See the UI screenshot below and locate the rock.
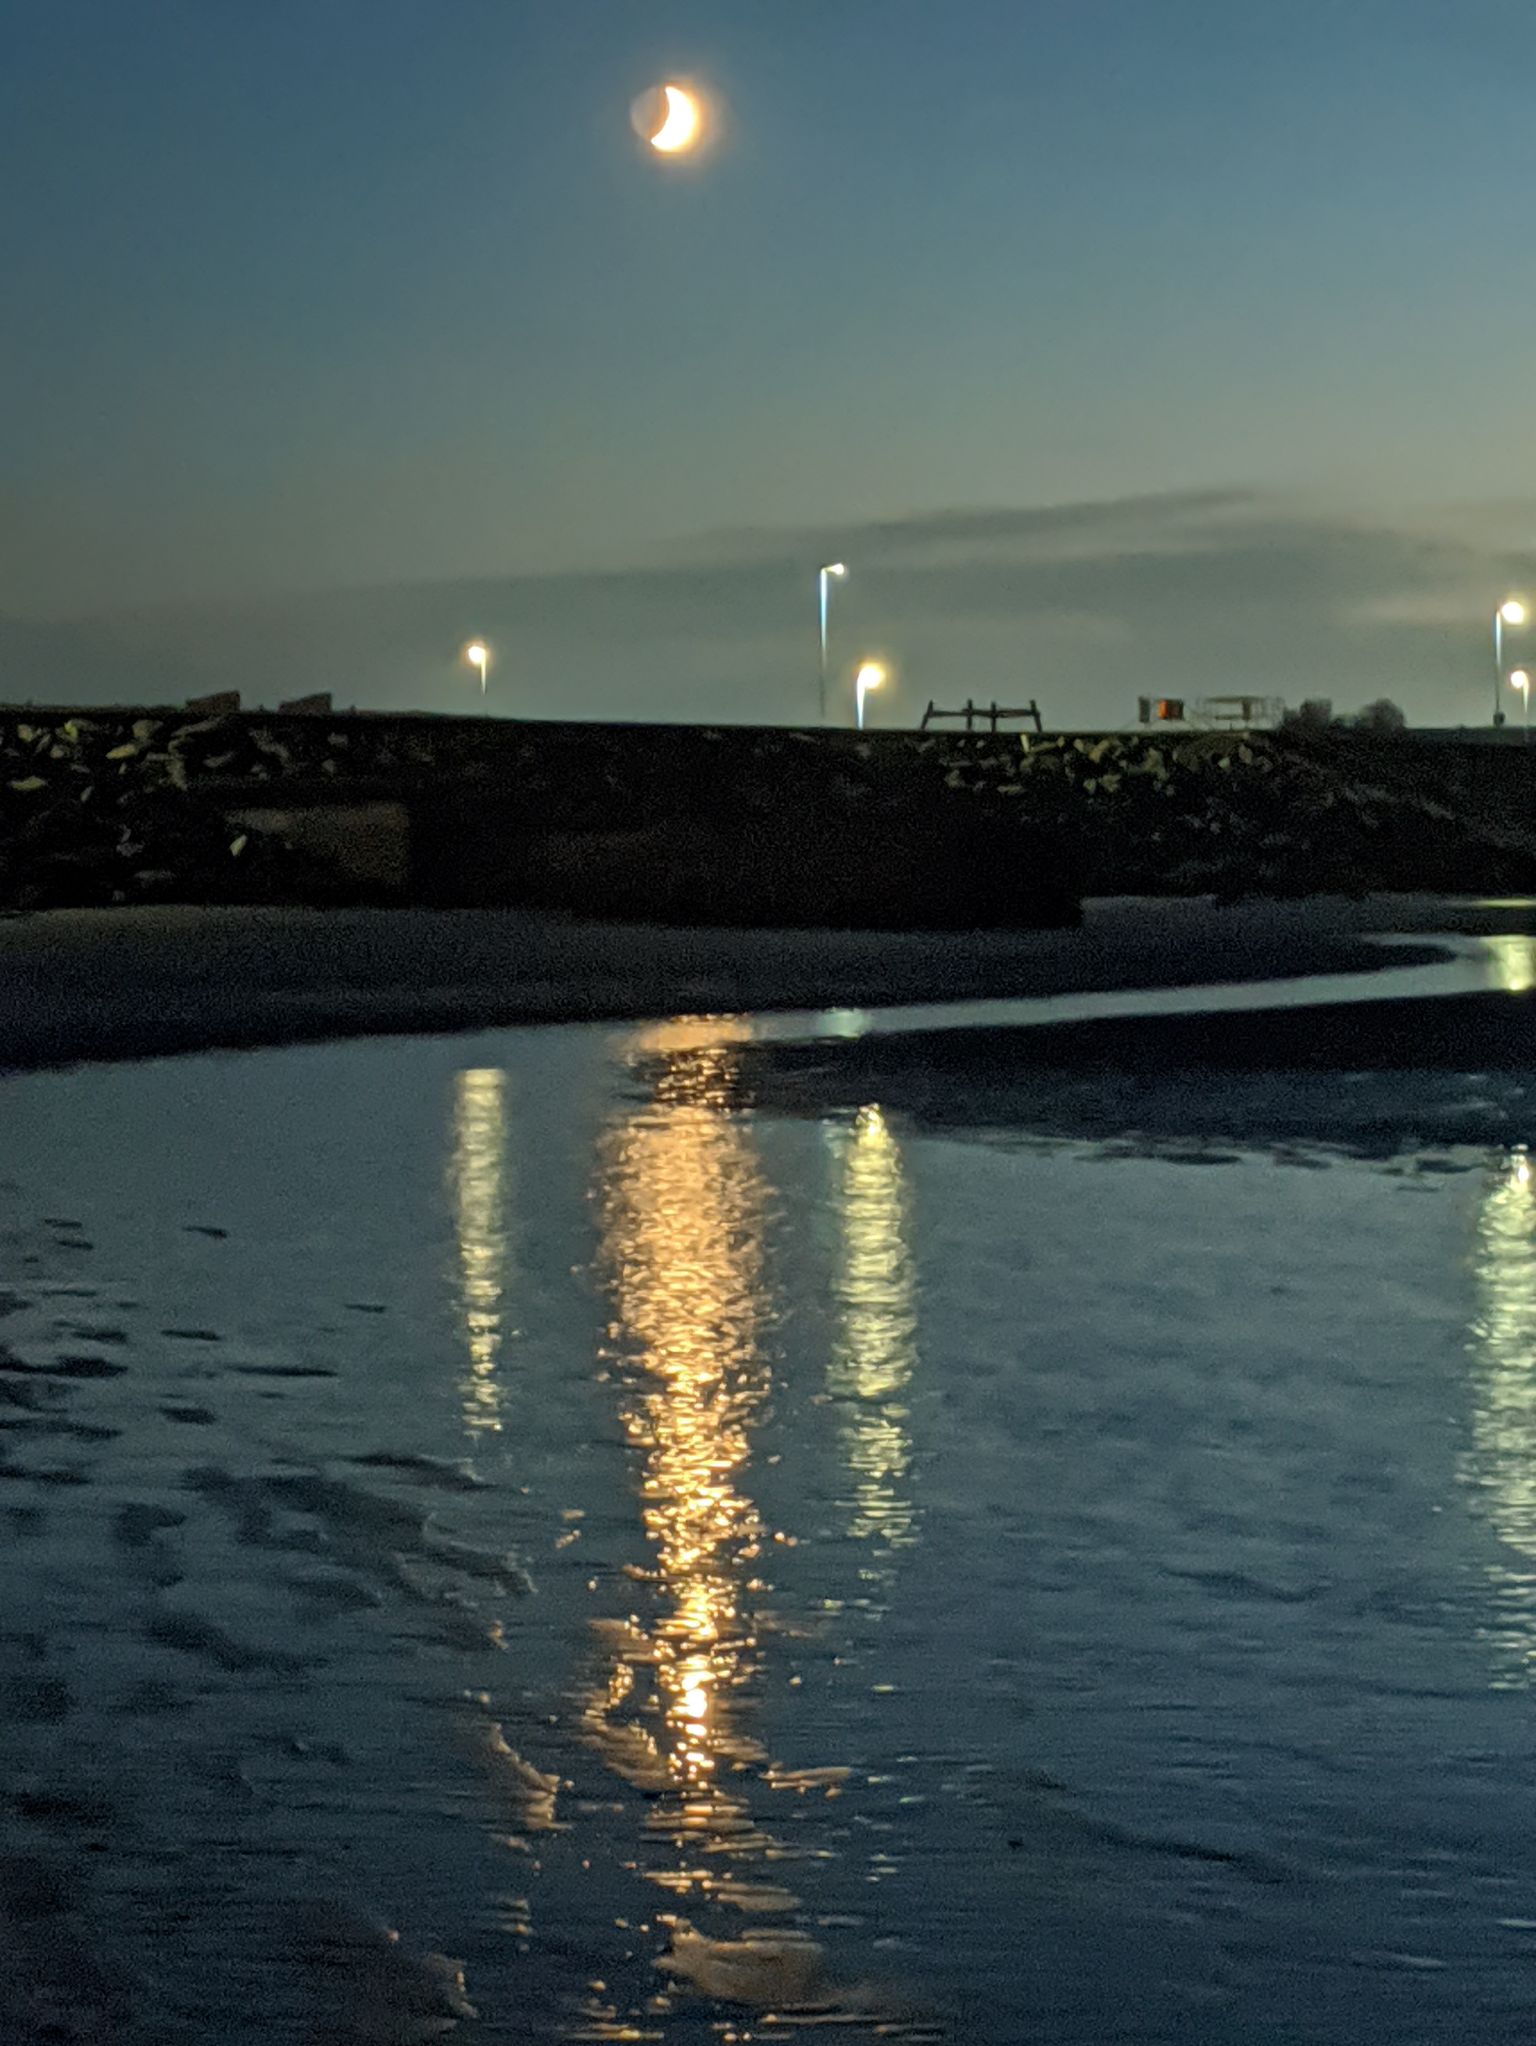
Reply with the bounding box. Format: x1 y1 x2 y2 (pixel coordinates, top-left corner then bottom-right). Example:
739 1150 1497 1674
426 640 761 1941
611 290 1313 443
2 704 1533 912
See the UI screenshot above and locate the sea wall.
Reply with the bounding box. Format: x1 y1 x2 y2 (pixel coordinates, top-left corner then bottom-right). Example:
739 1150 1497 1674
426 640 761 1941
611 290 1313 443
0 708 1078 925
0 706 1532 919
941 725 1536 898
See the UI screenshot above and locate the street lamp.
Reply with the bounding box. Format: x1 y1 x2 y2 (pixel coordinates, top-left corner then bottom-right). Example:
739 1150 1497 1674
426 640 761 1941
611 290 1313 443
464 640 490 700
854 659 886 732
1513 667 1531 737
1495 600 1526 725
818 563 847 723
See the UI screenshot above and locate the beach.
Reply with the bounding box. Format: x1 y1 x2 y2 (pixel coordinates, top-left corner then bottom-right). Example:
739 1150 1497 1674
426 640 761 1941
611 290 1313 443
2 892 1532 1072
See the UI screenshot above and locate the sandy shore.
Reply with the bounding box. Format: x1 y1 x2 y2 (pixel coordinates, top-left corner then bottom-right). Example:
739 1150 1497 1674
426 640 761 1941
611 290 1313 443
0 893 1532 1071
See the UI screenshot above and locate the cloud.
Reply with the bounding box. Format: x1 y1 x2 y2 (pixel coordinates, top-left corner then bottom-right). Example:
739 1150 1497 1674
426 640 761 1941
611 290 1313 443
677 486 1256 571
863 508 1471 622
2 486 1525 728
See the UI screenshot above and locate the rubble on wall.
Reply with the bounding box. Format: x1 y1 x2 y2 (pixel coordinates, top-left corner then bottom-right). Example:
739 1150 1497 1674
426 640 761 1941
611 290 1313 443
924 727 1536 898
0 713 351 911
1 705 1533 915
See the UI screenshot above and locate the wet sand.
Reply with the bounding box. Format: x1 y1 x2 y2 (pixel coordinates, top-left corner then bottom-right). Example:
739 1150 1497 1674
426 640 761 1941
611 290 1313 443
2 894 1533 1071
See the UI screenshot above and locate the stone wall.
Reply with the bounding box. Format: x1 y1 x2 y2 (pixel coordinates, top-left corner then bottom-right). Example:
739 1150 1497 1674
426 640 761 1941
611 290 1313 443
936 726 1536 898
0 708 1080 924
1 705 1533 918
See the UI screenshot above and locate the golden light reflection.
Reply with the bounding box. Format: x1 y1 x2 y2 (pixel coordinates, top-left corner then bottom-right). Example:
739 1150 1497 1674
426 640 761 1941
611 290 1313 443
828 1106 920 1564
581 1018 782 1894
1484 935 1536 995
451 1067 510 1436
626 1013 753 1062
1465 1148 1536 1685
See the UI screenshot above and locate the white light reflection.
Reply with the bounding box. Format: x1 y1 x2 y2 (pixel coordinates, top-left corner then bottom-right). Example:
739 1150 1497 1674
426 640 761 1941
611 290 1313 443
828 1105 920 1569
818 1008 874 1040
1465 1147 1536 1684
1483 935 1536 995
451 1067 511 1436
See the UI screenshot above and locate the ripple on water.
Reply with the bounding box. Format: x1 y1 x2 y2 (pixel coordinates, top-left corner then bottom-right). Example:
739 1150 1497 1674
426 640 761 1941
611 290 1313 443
2 1012 1535 2041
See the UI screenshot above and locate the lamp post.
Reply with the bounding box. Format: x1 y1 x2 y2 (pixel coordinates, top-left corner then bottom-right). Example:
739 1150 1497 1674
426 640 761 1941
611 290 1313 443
818 563 847 723
1495 600 1526 726
464 640 490 702
854 659 886 732
1513 667 1531 739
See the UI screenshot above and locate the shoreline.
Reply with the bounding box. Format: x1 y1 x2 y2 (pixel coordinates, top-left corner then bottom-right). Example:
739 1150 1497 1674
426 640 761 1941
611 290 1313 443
1 893 1531 1074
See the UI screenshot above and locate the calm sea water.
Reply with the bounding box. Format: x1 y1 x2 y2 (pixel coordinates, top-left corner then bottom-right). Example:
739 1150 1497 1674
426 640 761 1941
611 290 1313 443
4 990 1536 2042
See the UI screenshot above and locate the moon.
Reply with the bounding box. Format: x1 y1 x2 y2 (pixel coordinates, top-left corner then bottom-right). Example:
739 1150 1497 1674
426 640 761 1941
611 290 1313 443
631 82 703 155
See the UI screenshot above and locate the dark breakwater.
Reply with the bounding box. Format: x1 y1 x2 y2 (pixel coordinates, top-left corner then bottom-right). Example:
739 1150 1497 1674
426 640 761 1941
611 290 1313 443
0 706 1533 920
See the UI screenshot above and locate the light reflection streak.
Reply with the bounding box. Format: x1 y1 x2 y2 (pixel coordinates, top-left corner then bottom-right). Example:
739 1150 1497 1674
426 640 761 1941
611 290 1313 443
828 1106 920 1568
582 1017 785 1896
1483 935 1536 995
451 1067 511 1437
1465 1147 1536 1685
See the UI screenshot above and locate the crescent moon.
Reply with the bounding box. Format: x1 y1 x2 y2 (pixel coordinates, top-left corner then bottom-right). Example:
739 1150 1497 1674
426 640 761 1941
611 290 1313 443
648 84 701 154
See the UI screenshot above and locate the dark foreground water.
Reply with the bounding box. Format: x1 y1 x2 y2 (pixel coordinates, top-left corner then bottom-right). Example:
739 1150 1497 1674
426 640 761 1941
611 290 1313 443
7 989 1536 2041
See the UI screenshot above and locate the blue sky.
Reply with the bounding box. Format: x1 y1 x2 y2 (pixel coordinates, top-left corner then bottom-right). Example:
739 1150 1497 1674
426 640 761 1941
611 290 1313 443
4 1 1536 724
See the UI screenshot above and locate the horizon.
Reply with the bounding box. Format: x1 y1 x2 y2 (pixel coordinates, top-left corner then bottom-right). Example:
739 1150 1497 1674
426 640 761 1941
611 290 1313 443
3 483 1532 731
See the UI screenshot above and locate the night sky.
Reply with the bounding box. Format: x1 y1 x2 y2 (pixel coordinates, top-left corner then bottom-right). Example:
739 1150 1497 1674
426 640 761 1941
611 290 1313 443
5 0 1536 727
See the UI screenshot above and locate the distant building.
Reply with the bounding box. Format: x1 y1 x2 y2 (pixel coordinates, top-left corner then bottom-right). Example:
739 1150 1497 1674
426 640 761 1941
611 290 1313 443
1135 693 1286 730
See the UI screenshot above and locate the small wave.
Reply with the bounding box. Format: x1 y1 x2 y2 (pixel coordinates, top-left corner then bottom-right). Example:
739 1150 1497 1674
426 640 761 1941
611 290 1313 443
0 1351 125 1379
349 1452 486 1492
295 1901 477 2043
464 1720 561 1831
656 1921 828 2007
141 1606 307 1676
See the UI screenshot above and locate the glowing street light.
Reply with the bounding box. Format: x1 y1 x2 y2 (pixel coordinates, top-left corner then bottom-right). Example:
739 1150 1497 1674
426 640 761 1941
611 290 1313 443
854 659 886 732
818 563 847 724
1495 599 1526 725
1513 667 1531 737
464 640 491 699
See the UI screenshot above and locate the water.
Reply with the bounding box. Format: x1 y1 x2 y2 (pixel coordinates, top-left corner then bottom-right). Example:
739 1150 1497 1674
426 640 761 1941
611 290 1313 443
5 990 1536 2041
